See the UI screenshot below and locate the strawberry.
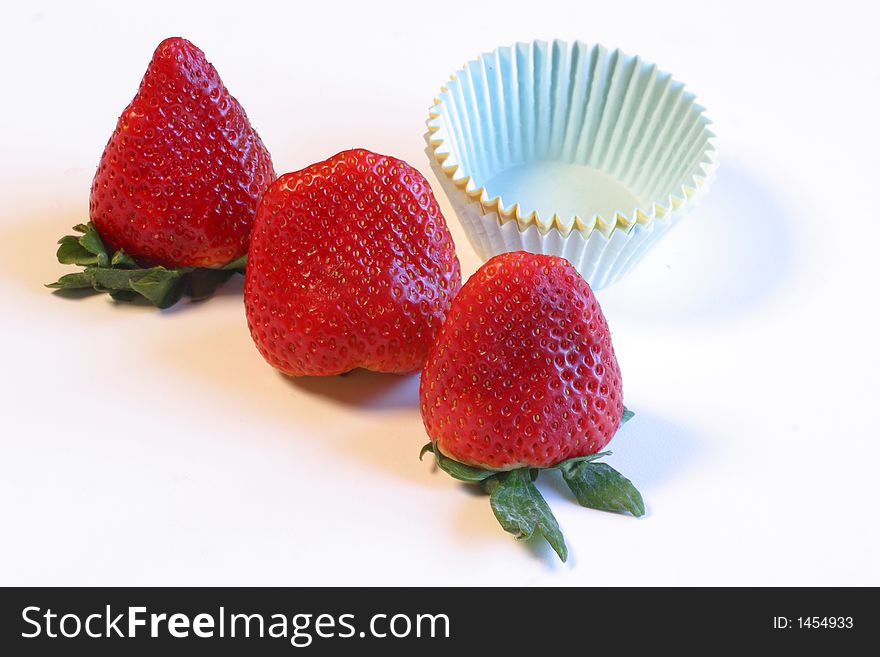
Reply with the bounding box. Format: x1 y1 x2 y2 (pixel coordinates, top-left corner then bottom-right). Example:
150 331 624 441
244 149 462 376
422 251 624 469
49 37 275 307
419 252 643 561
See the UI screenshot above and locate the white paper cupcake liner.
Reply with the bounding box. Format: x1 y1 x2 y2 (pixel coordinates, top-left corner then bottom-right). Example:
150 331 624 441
426 40 718 288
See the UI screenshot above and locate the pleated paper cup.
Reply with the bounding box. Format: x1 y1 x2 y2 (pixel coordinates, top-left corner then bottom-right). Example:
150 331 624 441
426 40 717 289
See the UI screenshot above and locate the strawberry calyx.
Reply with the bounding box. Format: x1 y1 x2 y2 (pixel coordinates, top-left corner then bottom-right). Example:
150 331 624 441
419 406 643 562
47 223 246 309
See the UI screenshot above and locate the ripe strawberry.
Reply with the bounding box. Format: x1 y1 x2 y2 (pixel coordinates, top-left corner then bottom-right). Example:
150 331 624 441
244 149 462 376
90 37 275 268
421 251 623 469
419 251 642 562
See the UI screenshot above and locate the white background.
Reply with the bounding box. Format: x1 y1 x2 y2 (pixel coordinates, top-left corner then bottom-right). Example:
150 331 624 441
1 0 877 586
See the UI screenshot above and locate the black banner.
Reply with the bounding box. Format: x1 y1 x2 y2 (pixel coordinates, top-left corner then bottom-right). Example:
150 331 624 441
0 587 871 654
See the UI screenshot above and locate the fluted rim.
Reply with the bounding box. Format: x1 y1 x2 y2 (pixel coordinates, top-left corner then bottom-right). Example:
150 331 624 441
426 40 718 238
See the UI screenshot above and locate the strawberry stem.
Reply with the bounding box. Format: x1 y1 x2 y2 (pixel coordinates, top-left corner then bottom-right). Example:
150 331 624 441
47 223 247 309
419 407 644 561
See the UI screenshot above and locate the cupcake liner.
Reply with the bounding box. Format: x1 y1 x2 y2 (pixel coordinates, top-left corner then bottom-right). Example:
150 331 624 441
426 40 717 288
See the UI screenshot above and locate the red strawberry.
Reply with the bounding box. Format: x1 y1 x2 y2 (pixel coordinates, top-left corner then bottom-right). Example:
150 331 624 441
419 252 641 561
421 251 623 469
89 37 275 269
244 149 462 376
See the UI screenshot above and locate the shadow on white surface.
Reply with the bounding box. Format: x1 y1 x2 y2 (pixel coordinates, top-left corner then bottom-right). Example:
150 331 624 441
156 273 247 314
449 484 568 572
601 408 703 490
286 369 420 410
149 320 441 488
611 161 800 323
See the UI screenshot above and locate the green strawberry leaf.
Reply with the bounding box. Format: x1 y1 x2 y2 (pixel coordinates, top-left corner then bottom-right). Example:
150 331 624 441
419 408 642 561
484 469 568 562
420 442 611 475
76 222 109 266
47 222 246 309
108 289 138 302
418 442 434 461
478 476 498 494
550 451 611 468
83 266 172 291
620 405 635 427
186 267 237 301
46 272 93 289
419 442 497 482
128 268 188 308
221 254 248 272
558 460 645 517
111 249 139 269
56 235 100 266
